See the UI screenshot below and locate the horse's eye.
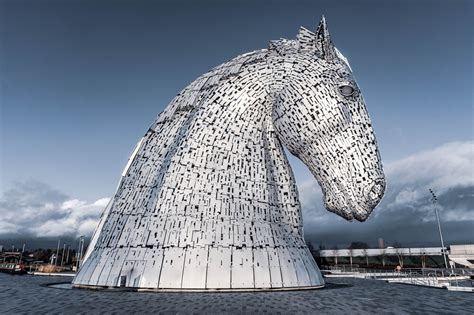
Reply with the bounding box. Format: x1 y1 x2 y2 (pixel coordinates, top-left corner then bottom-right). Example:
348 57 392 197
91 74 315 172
339 85 355 97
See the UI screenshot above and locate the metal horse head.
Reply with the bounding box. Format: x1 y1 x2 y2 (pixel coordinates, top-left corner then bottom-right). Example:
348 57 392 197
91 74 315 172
74 17 386 291
270 17 385 221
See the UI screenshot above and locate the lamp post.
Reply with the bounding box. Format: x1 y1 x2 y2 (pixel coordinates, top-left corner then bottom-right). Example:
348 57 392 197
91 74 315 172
60 243 66 266
77 236 85 270
55 240 61 266
65 245 70 266
429 189 448 269
19 243 25 263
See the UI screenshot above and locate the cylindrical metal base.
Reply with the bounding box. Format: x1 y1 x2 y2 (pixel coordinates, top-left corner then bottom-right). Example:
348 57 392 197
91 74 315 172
72 283 325 292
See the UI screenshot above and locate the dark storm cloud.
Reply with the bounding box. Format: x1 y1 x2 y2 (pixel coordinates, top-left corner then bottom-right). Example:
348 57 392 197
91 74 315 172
300 141 474 248
0 181 108 238
1 181 67 210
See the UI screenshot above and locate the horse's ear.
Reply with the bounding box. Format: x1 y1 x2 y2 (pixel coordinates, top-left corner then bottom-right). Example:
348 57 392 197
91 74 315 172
296 26 316 51
315 16 336 60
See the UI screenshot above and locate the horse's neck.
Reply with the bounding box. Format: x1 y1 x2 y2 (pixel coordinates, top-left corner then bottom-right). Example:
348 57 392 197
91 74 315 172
117 50 303 230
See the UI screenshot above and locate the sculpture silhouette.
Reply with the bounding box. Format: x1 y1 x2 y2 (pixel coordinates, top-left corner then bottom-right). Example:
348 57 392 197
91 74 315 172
73 16 385 291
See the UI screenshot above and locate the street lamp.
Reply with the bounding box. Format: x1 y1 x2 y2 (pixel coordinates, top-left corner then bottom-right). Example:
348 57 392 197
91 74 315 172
77 236 85 270
60 243 66 266
65 245 70 266
429 189 448 269
55 240 61 266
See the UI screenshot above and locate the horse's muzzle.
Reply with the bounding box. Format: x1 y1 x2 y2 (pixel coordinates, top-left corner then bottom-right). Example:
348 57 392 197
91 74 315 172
323 177 385 222
353 178 386 221
366 179 385 208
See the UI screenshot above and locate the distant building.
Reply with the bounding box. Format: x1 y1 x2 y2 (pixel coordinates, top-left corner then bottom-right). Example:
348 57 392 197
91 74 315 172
316 244 474 269
378 238 385 249
448 244 474 269
318 247 443 257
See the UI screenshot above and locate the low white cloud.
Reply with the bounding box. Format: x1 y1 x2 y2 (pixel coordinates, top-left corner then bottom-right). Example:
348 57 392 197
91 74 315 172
301 141 474 220
385 141 473 207
387 142 473 189
298 180 326 222
299 141 474 246
0 181 108 238
380 141 474 225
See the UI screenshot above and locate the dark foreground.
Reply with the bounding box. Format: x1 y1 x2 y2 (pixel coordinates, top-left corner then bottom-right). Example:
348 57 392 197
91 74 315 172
0 274 473 314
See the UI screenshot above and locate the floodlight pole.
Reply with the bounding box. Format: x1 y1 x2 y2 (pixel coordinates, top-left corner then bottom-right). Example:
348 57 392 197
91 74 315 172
19 243 25 263
77 236 85 269
66 245 70 265
61 243 66 266
55 240 61 266
429 189 448 269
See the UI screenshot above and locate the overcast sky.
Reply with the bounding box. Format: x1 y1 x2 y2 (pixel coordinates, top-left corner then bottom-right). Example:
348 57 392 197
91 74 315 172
0 0 472 249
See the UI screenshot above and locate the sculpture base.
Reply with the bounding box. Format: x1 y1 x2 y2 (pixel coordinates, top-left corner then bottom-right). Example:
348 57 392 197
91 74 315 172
73 246 325 289
72 284 325 292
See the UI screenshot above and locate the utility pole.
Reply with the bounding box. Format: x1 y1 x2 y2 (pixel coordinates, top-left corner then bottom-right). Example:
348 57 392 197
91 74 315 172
429 189 448 269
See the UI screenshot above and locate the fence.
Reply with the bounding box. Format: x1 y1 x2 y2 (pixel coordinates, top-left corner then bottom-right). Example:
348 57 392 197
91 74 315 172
322 265 474 290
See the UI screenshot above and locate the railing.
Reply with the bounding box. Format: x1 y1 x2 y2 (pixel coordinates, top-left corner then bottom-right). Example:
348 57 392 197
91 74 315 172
322 265 473 290
449 250 474 255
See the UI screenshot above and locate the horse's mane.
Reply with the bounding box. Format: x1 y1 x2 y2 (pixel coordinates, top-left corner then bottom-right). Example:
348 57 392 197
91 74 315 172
150 48 269 127
270 27 351 70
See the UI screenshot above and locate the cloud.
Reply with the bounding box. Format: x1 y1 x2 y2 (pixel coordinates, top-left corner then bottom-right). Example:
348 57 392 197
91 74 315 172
384 141 473 211
0 181 108 238
300 141 474 247
386 141 473 190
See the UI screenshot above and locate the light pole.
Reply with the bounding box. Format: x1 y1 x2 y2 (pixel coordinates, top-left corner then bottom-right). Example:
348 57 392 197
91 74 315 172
55 240 61 266
77 236 85 269
429 189 448 269
60 243 66 266
66 245 70 266
19 243 25 263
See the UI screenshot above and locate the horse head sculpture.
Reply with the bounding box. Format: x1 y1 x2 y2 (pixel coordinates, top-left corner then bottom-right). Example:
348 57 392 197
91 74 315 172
271 17 385 221
73 16 385 291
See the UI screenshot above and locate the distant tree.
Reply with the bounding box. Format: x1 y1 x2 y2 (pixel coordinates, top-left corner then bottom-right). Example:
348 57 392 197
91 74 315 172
348 241 369 249
306 241 315 253
31 248 54 262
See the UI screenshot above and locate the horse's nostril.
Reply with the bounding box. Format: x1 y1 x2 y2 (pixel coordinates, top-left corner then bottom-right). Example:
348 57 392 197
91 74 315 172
367 180 385 205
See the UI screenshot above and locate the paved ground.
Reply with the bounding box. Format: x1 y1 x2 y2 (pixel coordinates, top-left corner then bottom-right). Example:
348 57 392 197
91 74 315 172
1 273 473 314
